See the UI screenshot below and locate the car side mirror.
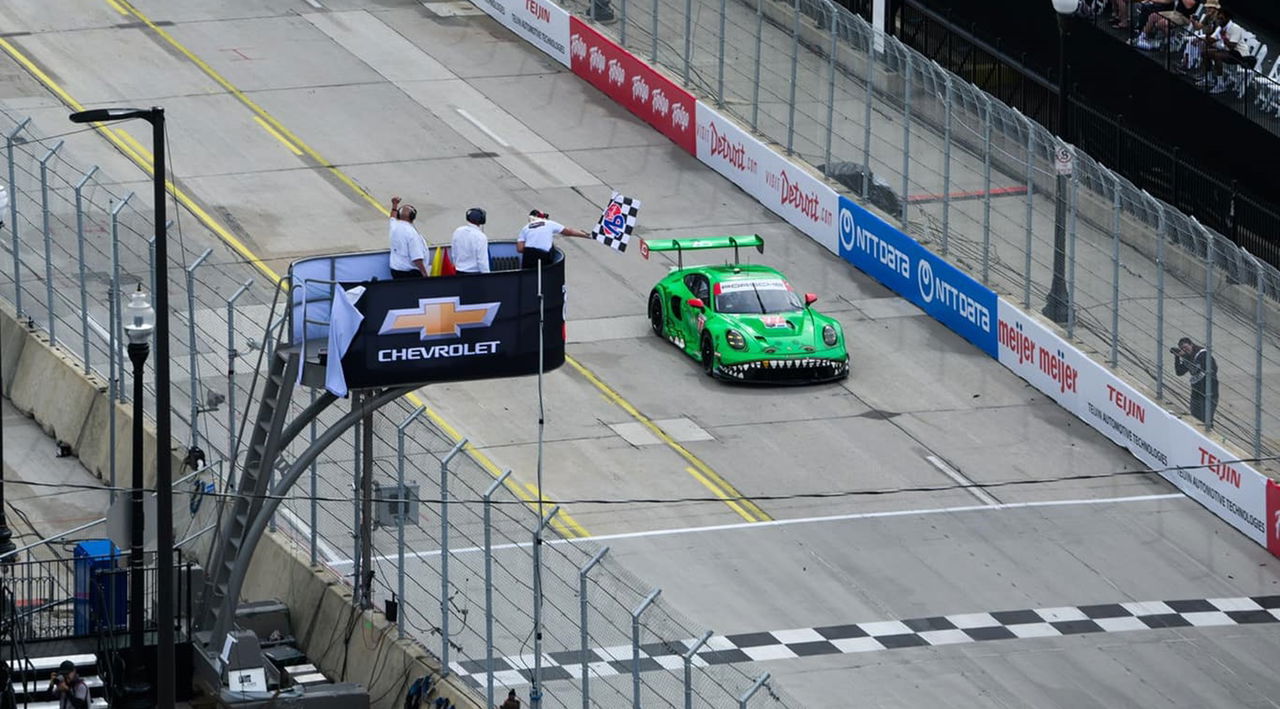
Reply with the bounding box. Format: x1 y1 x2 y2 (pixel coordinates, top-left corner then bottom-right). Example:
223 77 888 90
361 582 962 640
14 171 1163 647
687 297 705 309
804 293 818 307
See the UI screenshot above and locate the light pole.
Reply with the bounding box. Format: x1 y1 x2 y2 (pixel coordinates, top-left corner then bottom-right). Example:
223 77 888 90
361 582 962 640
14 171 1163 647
122 285 155 709
1043 0 1076 324
69 106 174 706
1 187 14 565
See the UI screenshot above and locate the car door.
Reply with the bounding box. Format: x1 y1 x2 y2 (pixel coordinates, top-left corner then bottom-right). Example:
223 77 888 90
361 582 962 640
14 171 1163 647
681 273 711 355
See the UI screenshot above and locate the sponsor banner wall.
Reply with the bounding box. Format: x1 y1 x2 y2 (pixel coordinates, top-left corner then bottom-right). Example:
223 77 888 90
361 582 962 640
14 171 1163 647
695 104 837 252
1267 480 1280 556
569 18 695 154
475 0 571 67
996 298 1271 549
840 196 998 356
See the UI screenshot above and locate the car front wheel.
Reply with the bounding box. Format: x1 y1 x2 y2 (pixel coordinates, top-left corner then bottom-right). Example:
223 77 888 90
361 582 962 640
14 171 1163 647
648 291 664 338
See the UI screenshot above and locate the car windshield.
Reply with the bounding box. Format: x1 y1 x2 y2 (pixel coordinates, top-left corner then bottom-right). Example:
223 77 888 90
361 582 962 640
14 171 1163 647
714 279 802 314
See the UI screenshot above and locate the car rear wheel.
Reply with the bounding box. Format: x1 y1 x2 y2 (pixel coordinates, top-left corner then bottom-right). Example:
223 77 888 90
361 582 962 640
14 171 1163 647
648 291 664 337
701 334 716 377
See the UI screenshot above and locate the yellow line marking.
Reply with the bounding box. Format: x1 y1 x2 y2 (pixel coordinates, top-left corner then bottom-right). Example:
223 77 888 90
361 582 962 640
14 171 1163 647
104 0 128 15
685 467 757 523
522 483 588 538
0 31 591 540
253 115 302 156
567 357 772 522
114 128 153 163
113 0 384 213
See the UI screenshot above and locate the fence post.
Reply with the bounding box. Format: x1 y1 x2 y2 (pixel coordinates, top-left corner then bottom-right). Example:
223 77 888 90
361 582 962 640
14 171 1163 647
1023 112 1035 308
485 470 513 709
579 546 610 709
751 0 763 131
1200 222 1214 431
1066 149 1079 339
651 0 658 63
738 672 771 709
901 50 912 225
73 166 100 375
631 588 662 708
225 281 252 472
784 0 799 149
824 14 837 176
940 68 953 257
621 0 628 45
309 388 318 565
184 248 212 453
1242 251 1266 457
1110 178 1121 368
37 141 65 345
862 24 875 202
981 94 993 284
351 408 361 605
1146 193 1166 400
395 406 425 640
108 194 134 502
683 0 693 85
440 438 466 670
531 505 560 709
718 0 728 108
683 630 713 709
7 118 31 321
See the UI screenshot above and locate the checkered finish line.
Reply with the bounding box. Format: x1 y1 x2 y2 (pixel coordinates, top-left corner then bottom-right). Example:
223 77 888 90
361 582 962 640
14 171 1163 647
450 595 1280 689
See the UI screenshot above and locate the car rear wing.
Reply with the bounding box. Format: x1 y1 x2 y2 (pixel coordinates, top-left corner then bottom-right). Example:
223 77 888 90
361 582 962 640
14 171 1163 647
639 235 764 269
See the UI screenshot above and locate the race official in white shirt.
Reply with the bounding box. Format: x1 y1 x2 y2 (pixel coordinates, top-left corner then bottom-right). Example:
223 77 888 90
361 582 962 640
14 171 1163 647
388 196 429 279
516 209 590 270
450 208 490 274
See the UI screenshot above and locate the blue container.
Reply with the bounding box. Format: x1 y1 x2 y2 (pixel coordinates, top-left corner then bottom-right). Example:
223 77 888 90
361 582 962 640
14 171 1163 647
73 540 126 636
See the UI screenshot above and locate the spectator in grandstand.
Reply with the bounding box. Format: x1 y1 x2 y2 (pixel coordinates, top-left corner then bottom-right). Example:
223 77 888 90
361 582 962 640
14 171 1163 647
451 207 490 274
1203 8 1255 93
516 209 590 270
1133 0 1202 49
1172 337 1219 424
500 689 522 709
1181 0 1222 70
1114 0 1175 33
388 196 429 279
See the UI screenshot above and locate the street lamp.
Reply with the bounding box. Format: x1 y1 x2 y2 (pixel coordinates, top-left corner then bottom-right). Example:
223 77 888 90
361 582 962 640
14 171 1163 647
1043 0 1077 324
68 106 175 707
121 285 155 708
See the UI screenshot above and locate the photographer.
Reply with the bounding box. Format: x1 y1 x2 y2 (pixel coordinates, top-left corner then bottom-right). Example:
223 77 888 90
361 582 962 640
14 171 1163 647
1171 336 1218 424
48 660 90 709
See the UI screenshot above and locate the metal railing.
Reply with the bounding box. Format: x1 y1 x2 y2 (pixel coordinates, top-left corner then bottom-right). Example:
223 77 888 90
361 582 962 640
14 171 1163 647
0 110 797 706
563 0 1280 471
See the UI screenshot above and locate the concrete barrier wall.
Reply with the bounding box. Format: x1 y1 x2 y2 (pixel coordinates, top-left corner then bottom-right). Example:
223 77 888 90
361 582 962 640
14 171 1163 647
242 531 484 709
0 301 180 490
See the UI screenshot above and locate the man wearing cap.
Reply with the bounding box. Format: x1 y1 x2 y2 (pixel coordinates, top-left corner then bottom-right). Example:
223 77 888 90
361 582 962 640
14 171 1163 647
516 209 590 270
388 196 429 279
49 659 90 709
451 208 490 274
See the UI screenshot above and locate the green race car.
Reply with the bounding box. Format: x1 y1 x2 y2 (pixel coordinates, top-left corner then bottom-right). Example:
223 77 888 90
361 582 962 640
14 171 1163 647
642 235 849 383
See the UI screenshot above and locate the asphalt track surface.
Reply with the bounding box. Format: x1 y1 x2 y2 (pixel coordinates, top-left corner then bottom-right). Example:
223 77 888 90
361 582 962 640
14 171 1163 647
1 1 1278 707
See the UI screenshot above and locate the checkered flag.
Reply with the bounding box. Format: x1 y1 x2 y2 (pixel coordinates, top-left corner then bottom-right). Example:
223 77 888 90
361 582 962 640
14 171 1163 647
591 193 641 252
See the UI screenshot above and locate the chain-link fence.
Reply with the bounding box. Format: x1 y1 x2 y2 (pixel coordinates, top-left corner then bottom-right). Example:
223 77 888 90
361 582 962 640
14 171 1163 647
0 108 798 707
564 0 1280 472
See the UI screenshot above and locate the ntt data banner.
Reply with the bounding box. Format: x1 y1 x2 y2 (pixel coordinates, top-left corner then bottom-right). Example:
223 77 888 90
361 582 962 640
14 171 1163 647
695 104 837 252
838 196 997 356
474 0 571 66
996 298 1270 548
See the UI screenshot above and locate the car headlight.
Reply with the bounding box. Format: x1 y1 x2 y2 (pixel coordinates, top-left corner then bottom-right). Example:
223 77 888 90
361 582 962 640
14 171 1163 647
822 324 838 347
725 329 747 350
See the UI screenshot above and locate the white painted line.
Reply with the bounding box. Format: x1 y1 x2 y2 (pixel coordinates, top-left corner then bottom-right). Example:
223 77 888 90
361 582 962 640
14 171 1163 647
304 0 324 9
277 506 342 564
328 492 1184 567
455 107 510 148
926 455 1000 507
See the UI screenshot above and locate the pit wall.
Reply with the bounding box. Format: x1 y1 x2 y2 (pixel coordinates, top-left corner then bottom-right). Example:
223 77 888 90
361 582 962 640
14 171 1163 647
472 0 1280 556
0 300 482 709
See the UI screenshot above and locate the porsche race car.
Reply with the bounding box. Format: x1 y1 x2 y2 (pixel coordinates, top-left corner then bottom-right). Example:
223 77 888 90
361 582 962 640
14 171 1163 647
643 235 849 383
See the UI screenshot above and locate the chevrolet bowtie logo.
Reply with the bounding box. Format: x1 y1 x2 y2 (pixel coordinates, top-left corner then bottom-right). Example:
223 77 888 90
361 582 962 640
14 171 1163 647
378 297 500 340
